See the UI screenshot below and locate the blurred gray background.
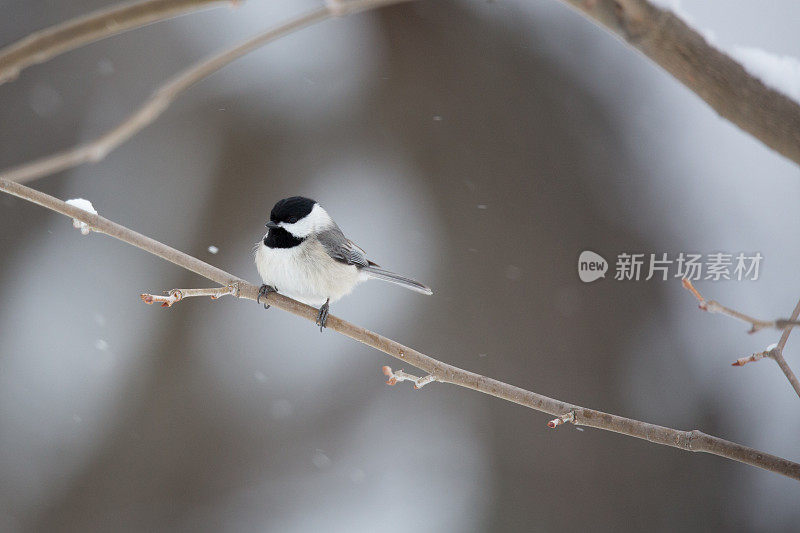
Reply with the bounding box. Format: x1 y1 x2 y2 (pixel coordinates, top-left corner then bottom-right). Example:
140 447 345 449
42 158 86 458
1 1 799 531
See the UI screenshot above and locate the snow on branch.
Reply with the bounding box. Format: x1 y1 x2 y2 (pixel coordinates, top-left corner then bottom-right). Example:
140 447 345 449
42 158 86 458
731 47 800 104
2 177 799 482
561 0 800 168
65 198 98 235
649 1 800 105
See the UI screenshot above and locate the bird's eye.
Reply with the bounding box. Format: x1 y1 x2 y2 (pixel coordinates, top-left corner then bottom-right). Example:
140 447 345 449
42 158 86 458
288 217 298 224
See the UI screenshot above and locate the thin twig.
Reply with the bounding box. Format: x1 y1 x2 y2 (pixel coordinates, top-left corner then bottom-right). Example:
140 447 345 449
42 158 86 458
773 299 800 398
2 178 799 482
682 279 800 334
382 365 437 388
140 284 239 307
731 343 776 368
682 279 800 399
0 0 409 184
0 0 237 85
559 0 800 168
776 300 800 352
547 411 575 428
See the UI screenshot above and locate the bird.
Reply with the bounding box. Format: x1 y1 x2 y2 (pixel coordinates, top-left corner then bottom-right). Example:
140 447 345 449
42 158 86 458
254 196 433 331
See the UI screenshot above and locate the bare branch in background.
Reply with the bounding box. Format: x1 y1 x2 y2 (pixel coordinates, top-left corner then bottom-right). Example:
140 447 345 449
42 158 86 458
2 178 798 482
0 0 237 85
682 278 800 334
0 0 798 186
0 6 327 183
732 344 777 368
0 0 409 184
559 0 800 168
682 279 800 399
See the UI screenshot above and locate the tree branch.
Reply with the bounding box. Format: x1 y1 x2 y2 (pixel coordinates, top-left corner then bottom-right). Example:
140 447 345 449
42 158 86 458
682 279 800 399
559 0 800 168
773 299 800 397
0 0 407 184
2 178 799 482
2 0 799 186
0 0 237 85
0 6 327 183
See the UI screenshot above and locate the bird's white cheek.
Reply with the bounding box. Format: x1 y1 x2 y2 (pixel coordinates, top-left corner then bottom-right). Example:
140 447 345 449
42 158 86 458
282 204 333 238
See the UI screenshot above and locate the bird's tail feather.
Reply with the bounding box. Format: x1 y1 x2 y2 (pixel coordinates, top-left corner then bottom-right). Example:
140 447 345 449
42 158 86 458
361 266 433 295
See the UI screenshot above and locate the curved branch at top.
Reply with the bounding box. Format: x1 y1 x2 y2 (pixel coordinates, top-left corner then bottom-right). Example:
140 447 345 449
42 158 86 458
560 0 800 167
0 0 237 85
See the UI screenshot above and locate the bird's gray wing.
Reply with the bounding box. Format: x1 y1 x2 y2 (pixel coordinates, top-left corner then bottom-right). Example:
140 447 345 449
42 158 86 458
317 225 371 268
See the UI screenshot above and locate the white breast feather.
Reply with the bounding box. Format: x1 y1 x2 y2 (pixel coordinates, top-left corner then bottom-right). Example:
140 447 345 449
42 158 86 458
255 237 362 307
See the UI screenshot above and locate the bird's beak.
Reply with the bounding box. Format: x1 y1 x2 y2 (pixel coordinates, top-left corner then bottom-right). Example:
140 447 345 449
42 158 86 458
265 221 279 229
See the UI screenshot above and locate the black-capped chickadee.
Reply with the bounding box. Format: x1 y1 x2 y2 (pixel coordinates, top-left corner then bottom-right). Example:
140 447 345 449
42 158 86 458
254 196 433 331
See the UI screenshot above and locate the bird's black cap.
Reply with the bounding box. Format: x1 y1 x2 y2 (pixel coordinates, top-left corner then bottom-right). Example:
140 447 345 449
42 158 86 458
270 196 316 224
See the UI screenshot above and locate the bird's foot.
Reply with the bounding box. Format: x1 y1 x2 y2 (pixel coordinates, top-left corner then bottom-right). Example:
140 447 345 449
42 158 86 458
257 284 278 309
316 299 330 332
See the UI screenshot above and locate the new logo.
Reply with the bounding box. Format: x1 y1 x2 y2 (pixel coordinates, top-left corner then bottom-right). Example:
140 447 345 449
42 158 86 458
578 251 608 282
